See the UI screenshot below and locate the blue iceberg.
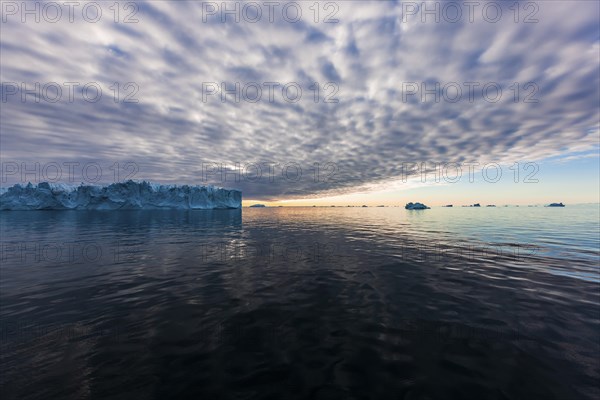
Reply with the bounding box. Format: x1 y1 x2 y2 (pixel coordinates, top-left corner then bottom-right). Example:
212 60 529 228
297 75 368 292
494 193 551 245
0 181 242 210
405 202 430 210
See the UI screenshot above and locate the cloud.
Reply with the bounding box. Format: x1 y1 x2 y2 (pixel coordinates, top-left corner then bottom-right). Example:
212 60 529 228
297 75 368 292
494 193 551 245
1 1 598 199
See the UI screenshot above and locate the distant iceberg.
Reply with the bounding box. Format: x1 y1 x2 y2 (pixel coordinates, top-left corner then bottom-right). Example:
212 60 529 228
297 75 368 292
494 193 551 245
405 202 430 210
249 204 266 208
0 181 242 210
546 202 565 207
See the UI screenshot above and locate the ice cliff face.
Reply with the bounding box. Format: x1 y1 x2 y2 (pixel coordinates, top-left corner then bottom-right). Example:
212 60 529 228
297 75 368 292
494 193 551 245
0 181 242 210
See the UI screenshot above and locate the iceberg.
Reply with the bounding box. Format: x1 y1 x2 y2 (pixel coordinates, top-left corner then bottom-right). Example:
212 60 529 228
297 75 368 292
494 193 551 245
546 202 565 207
0 181 242 210
405 202 430 210
249 204 266 208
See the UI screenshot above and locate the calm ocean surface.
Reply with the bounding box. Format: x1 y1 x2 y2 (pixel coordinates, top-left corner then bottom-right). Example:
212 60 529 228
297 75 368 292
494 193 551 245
1 206 599 399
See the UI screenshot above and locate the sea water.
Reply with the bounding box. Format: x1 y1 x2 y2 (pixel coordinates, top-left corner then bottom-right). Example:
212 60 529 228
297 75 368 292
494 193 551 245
1 205 598 399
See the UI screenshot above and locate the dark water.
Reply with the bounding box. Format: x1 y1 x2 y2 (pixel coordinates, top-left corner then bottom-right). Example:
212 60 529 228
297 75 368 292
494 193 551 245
1 206 599 399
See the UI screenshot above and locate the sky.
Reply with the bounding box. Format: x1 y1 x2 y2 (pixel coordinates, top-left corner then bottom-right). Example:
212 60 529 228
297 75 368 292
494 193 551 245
1 0 599 206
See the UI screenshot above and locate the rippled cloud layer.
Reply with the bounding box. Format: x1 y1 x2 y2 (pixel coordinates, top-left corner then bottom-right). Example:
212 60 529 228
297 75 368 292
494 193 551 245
1 1 598 199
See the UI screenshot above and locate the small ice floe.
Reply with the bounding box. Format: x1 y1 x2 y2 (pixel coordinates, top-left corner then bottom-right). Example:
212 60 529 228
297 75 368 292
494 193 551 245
405 202 430 210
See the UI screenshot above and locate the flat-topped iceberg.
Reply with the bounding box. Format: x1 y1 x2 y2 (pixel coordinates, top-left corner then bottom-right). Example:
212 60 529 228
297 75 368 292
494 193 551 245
0 181 242 210
405 202 430 210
